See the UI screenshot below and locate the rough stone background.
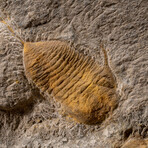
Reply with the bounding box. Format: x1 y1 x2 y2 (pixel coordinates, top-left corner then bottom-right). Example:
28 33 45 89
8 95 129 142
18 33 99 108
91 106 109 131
0 0 147 147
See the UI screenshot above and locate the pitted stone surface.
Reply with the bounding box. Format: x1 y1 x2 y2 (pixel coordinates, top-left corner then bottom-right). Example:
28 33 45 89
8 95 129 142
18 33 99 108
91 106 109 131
0 22 33 110
0 0 148 147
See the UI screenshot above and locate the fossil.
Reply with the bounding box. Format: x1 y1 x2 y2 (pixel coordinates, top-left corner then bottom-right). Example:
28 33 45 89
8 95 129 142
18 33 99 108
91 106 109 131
1 18 118 124
24 41 118 124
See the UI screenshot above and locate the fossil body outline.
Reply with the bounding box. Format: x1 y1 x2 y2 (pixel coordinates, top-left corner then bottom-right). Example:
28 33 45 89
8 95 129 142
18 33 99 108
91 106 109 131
24 41 118 124
0 18 118 124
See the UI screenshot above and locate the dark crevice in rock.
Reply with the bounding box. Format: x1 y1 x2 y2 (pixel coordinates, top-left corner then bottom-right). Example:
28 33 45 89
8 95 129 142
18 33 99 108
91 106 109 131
123 127 133 140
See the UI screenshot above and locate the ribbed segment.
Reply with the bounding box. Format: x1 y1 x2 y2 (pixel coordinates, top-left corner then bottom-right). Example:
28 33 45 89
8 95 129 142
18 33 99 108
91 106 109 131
24 40 118 124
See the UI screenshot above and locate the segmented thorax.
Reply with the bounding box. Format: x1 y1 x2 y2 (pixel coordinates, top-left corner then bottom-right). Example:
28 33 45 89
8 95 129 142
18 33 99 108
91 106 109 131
24 40 118 124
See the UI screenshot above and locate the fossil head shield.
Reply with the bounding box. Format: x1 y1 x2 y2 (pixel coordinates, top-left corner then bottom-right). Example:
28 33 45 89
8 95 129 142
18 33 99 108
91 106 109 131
23 40 118 124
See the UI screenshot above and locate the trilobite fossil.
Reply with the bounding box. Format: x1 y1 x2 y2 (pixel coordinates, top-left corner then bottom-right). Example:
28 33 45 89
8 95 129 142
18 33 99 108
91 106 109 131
0 17 118 124
23 40 118 124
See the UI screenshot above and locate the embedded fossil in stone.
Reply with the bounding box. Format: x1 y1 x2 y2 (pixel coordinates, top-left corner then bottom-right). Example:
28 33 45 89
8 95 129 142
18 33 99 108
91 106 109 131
1 18 118 124
23 41 118 124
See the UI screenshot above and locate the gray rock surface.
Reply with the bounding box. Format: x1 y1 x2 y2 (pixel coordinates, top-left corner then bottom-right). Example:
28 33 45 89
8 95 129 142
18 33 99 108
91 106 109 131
0 0 148 147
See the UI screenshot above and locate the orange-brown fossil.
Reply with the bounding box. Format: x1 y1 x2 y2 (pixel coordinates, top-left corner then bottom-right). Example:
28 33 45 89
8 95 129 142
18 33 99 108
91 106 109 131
23 40 118 124
0 17 118 124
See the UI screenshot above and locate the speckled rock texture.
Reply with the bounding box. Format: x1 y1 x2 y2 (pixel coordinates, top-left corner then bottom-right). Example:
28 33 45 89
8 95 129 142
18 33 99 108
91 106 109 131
0 0 147 148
